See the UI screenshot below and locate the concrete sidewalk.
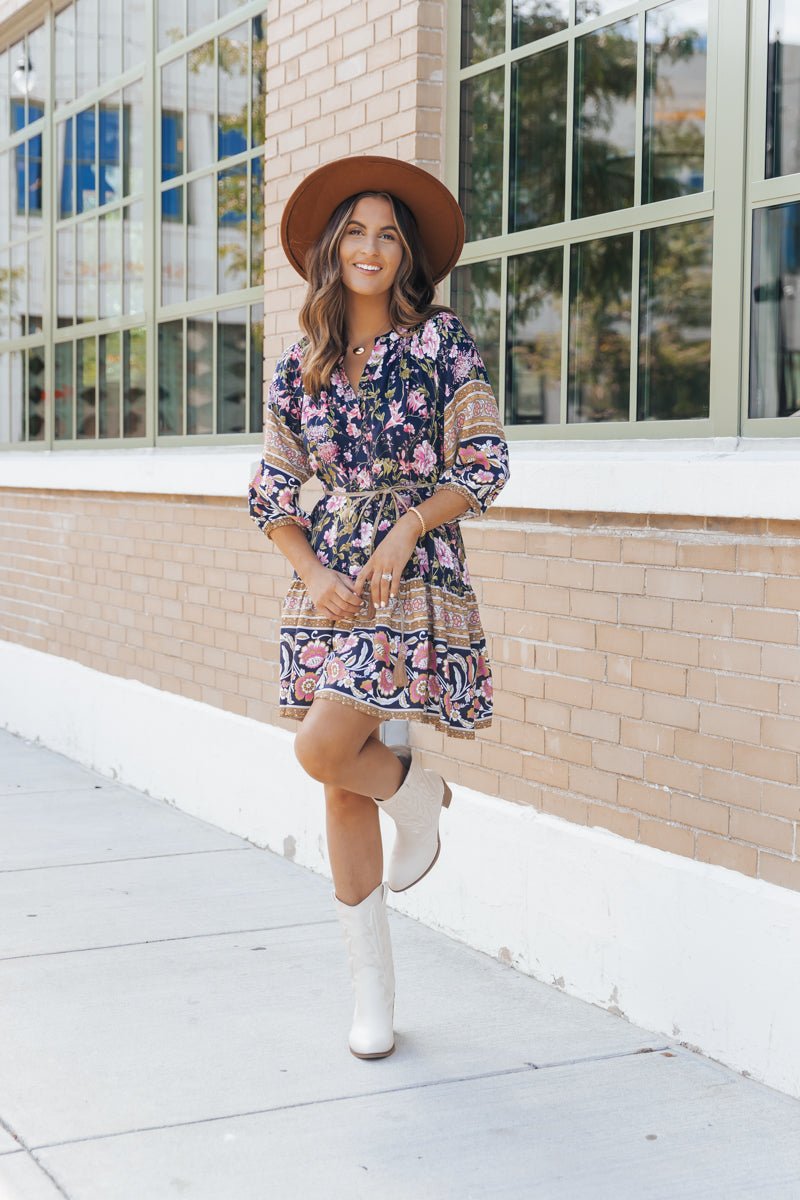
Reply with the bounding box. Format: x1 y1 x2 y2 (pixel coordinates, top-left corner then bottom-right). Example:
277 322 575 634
0 727 798 1200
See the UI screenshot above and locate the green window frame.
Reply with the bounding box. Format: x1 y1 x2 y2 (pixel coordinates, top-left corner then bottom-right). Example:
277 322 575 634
0 0 267 450
446 0 800 440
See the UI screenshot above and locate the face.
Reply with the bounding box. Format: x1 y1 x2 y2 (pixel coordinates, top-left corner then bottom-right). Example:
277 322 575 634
337 194 404 298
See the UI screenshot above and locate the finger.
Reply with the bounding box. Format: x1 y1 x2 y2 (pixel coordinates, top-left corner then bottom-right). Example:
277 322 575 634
336 583 361 611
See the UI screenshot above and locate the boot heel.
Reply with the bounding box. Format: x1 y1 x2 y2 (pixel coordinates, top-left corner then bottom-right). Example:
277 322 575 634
441 781 452 808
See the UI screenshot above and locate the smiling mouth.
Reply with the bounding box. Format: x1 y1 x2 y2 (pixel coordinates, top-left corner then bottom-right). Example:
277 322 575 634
353 264 382 273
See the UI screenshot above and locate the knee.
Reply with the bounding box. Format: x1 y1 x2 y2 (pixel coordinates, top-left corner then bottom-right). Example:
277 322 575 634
294 723 348 784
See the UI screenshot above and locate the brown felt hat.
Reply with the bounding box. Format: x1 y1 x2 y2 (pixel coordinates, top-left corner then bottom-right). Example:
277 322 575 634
280 154 465 285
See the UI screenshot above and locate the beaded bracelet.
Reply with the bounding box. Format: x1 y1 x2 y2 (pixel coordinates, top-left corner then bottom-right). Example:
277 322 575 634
407 505 427 537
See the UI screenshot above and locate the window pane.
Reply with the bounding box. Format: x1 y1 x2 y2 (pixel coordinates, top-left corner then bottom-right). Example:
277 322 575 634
250 158 264 287
218 165 247 292
638 217 712 420
75 0 98 98
159 0 185 50
510 42 568 233
460 68 504 242
450 259 502 394
749 201 800 418
577 0 630 21
161 185 185 305
28 235 44 330
26 25 47 119
9 350 24 443
187 174 215 299
55 341 74 440
217 306 247 434
512 1 568 51
187 316 213 435
57 227 75 326
55 6 75 108
568 233 633 422
572 16 638 221
643 0 707 205
99 209 122 319
158 319 183 434
58 118 75 217
461 0 504 67
0 150 9 243
0 249 9 339
249 300 264 434
124 200 145 314
187 0 215 36
161 60 185 179
187 41 215 174
27 346 45 440
123 327 146 436
251 17 266 148
124 0 146 70
766 0 800 179
10 242 25 337
98 2 122 84
507 247 564 424
99 98 122 208
98 331 121 438
123 81 145 197
218 25 249 160
75 106 97 213
76 335 97 438
76 218 97 323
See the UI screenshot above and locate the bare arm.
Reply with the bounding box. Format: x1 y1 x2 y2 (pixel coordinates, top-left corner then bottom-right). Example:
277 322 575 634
269 523 362 620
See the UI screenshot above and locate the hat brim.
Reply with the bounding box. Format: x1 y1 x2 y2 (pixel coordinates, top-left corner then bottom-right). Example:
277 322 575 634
280 155 465 285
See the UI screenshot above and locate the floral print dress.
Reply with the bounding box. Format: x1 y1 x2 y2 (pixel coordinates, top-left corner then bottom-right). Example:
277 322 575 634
248 309 510 738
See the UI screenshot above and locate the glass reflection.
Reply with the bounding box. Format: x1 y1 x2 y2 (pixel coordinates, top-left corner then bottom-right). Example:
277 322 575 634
158 0 185 50
0 151 8 243
57 227 75 325
99 331 122 437
55 6 75 107
124 200 145 313
572 16 638 220
461 0 504 67
218 165 247 292
161 185 184 305
638 217 712 420
251 18 266 147
459 68 504 242
99 209 122 318
158 319 183 434
512 1 568 51
643 0 707 204
218 25 249 159
0 249 9 339
507 247 564 424
250 159 264 287
98 2 122 83
188 40 216 174
750 201 800 418
99 97 122 207
450 259 502 393
26 25 47 122
217 306 247 433
27 346 45 439
76 335 97 438
75 0 98 97
188 174 215 299
124 82 145 196
576 0 630 22
9 351 24 443
10 242 25 337
510 42 568 232
567 233 632 422
161 59 185 179
124 0 146 70
188 0 215 35
76 217 97 323
28 235 44 329
123 327 147 436
249 301 264 434
187 316 213 435
766 1 800 179
55 341 74 440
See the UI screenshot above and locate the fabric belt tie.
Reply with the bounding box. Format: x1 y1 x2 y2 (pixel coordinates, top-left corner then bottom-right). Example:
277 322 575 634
321 484 434 690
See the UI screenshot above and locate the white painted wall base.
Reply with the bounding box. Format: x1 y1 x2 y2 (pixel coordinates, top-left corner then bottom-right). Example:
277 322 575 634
2 637 798 1100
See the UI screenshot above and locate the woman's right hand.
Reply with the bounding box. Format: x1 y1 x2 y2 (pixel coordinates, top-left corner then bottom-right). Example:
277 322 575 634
302 563 363 620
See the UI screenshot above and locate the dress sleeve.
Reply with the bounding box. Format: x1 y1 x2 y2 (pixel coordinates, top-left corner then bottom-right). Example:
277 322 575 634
248 346 313 540
434 313 510 519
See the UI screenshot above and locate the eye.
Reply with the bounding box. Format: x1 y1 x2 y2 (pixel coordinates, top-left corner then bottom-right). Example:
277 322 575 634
381 232 396 240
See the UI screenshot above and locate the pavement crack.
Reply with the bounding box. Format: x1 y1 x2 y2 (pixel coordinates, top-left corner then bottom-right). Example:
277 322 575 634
0 847 255 874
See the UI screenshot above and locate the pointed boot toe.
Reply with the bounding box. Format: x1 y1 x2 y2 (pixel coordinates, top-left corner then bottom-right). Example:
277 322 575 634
376 754 453 893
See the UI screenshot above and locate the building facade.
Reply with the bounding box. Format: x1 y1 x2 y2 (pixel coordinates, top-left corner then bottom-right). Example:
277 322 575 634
1 0 799 1097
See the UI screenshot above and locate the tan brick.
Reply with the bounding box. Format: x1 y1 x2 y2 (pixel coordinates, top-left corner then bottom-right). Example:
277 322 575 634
525 696 571 730
547 616 595 649
669 791 729 835
571 707 620 743
760 715 800 753
523 754 570 789
758 852 800 893
762 643 800 681
526 530 571 557
586 804 639 839
645 567 702 601
594 563 646 595
591 741 644 778
544 729 593 766
699 703 761 745
732 742 797 785
765 576 800 609
639 819 695 859
540 788 589 826
697 637 762 675
501 718 546 754
685 668 716 701
677 542 736 571
702 571 764 606
622 537 676 566
569 763 618 803
695 834 757 877
595 623 642 657
730 808 793 853
572 534 621 562
645 752 702 793
673 728 733 770
618 778 670 818
716 674 778 712
779 683 800 717
738 543 800 576
482 579 526 609
547 558 593 589
545 675 594 708
500 665 544 698
619 594 672 632
733 606 798 645
592 682 643 718
620 718 675 755
630 659 686 695
672 600 733 637
557 646 606 680
523 582 570 615
642 629 699 666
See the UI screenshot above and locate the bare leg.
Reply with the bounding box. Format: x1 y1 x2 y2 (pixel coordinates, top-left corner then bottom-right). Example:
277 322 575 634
325 783 383 906
293 697 407 799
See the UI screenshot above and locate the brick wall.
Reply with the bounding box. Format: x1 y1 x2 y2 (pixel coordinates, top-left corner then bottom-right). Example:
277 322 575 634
1 489 798 893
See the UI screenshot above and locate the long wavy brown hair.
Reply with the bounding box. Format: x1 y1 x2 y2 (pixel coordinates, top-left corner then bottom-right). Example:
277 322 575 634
298 190 454 396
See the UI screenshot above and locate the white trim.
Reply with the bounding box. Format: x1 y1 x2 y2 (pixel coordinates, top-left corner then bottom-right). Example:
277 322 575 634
2 437 800 520
2 637 799 1101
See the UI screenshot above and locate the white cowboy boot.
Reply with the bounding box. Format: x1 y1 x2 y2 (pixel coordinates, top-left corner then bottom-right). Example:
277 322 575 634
332 881 395 1059
376 752 452 892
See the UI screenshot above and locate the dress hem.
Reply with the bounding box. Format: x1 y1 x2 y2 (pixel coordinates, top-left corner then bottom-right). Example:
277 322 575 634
277 694 492 739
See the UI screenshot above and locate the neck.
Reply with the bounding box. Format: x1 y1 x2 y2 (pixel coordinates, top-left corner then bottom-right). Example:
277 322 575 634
344 292 392 346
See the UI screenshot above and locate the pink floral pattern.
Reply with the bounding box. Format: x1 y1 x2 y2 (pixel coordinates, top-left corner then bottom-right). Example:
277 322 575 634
248 310 510 736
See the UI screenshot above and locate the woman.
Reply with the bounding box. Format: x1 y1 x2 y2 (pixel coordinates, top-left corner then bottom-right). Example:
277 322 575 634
248 155 509 1060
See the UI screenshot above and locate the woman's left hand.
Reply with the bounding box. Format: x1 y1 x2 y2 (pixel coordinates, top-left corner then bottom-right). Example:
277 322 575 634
353 515 419 612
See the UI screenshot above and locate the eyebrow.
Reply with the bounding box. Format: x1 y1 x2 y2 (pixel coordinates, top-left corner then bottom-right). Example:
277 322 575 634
347 220 399 232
